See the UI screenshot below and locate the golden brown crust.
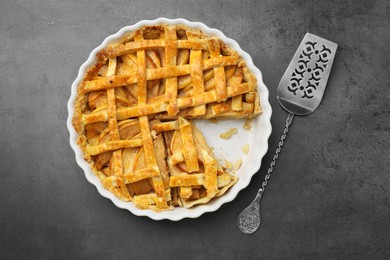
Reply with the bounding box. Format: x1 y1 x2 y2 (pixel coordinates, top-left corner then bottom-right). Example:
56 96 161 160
72 23 262 211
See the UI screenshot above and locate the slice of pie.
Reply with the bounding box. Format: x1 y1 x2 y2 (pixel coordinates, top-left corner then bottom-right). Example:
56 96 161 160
72 23 262 211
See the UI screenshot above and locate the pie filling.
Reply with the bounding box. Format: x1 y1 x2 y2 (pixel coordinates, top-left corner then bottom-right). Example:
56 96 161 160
72 24 262 211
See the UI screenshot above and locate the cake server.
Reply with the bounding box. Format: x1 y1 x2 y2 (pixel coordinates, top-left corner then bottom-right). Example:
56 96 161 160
237 33 338 234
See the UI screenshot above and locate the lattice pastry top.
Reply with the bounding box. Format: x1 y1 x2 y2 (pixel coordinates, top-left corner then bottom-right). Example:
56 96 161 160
72 24 262 211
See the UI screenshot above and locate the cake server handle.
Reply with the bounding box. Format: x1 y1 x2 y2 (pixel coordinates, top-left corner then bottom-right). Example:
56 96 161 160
237 112 294 234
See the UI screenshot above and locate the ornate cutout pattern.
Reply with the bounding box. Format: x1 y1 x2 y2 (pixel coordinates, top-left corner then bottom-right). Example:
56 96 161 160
288 41 332 99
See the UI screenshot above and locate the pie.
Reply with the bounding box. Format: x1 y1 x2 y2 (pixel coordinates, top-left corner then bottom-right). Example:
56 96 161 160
72 23 262 211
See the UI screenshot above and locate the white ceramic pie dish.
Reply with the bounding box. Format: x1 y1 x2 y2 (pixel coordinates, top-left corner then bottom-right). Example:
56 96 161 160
67 17 272 221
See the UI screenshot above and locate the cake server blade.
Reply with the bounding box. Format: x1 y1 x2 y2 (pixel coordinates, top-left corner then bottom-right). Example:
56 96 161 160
277 33 338 115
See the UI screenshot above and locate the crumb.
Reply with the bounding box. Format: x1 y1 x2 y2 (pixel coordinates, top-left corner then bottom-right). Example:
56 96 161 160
223 158 242 174
224 159 234 171
242 144 249 155
234 159 242 171
219 128 238 139
243 119 252 131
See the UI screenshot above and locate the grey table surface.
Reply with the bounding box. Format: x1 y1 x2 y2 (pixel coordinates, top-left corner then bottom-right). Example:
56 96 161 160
1 0 389 259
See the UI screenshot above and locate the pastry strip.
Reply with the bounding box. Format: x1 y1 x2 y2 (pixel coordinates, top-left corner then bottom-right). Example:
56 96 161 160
187 30 206 116
188 32 206 116
135 32 167 204
208 39 227 101
178 117 199 172
105 57 131 200
164 25 179 115
81 55 240 94
105 38 212 58
83 82 254 124
124 166 160 184
85 139 143 155
202 150 218 197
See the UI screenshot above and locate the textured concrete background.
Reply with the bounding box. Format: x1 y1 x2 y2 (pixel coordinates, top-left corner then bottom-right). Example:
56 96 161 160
1 0 389 259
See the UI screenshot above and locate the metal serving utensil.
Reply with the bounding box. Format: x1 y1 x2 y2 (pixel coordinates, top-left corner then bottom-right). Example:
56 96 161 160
237 33 338 234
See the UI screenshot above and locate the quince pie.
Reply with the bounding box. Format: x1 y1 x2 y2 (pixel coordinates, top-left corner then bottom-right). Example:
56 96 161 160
72 24 262 211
